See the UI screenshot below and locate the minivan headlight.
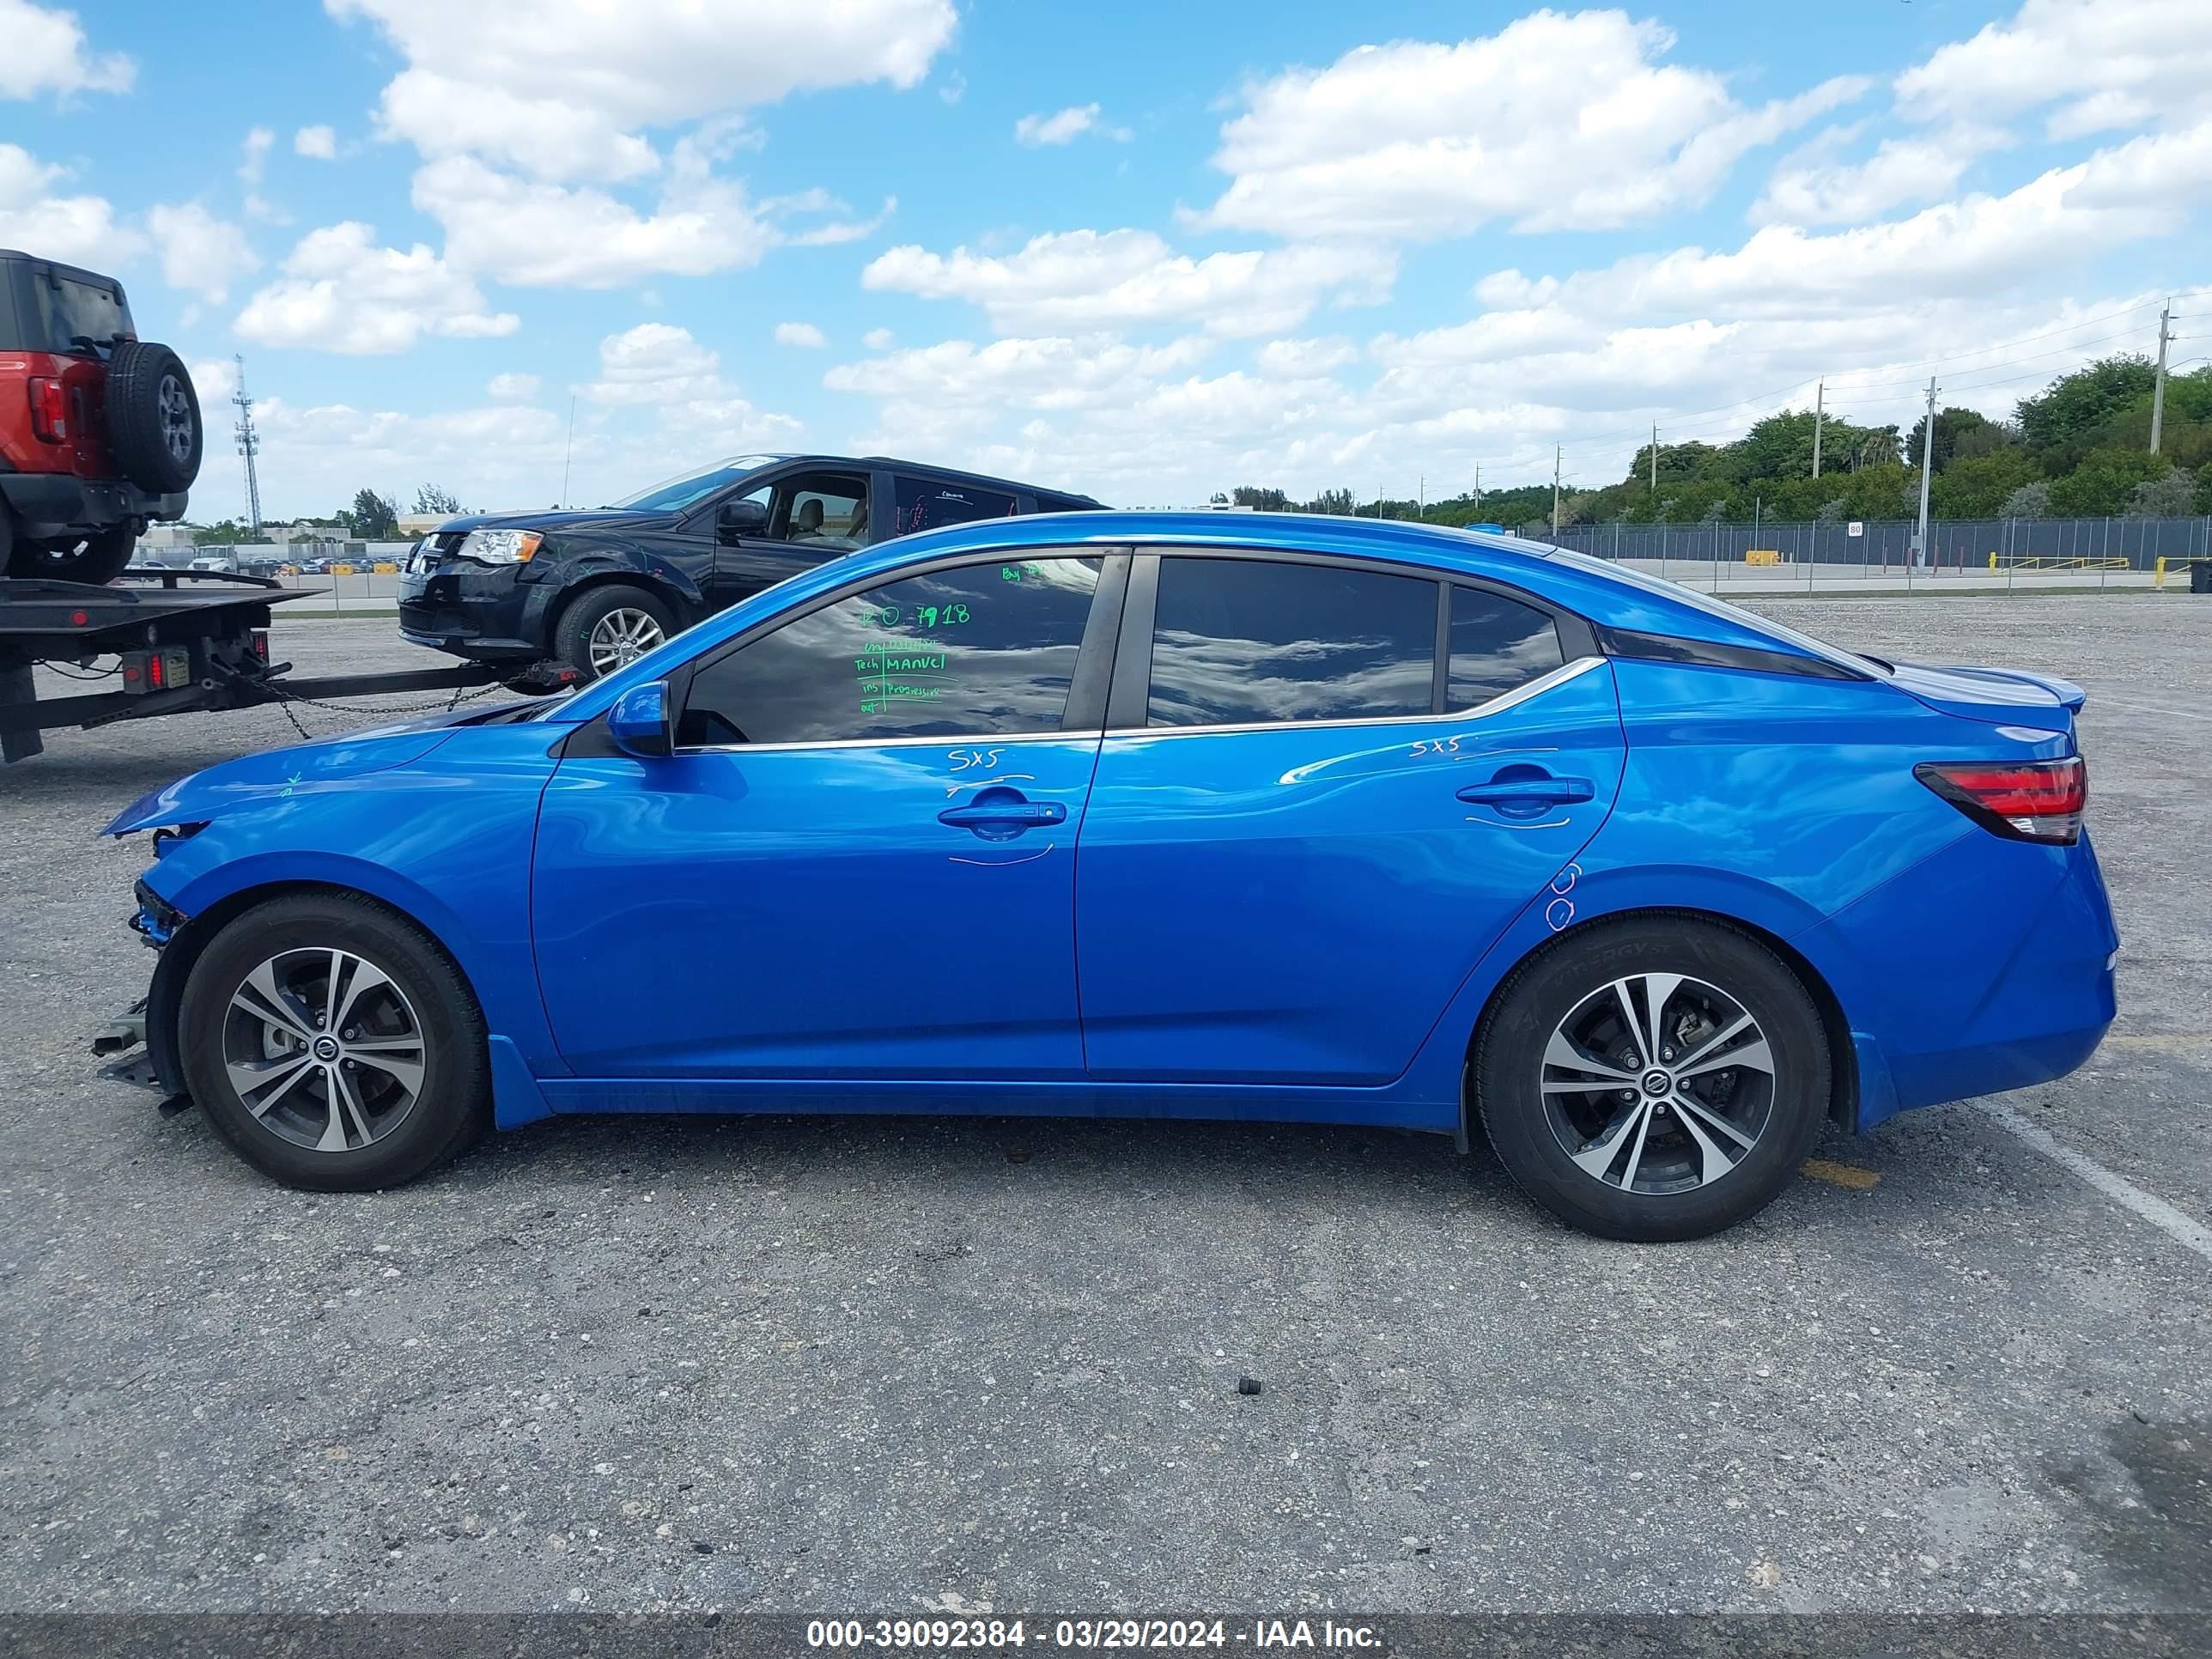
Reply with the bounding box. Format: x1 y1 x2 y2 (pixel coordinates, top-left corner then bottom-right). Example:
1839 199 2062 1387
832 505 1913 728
458 529 543 564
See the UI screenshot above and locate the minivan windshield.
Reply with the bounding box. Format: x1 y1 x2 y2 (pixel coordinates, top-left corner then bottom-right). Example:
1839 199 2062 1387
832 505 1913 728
608 455 781 514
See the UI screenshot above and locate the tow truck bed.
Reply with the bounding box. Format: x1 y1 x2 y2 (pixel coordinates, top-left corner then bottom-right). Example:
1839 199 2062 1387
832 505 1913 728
0 569 574 763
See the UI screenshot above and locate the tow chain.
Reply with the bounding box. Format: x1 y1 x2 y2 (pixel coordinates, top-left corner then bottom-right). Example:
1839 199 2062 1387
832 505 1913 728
269 678 507 743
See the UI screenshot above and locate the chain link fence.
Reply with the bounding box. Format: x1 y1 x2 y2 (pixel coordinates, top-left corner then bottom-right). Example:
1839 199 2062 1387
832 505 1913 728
1547 515 2212 574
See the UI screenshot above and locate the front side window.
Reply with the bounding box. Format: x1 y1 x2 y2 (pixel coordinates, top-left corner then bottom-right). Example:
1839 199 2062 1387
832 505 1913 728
678 557 1101 746
776 473 869 548
1447 586 1565 708
1146 557 1436 728
892 477 1018 536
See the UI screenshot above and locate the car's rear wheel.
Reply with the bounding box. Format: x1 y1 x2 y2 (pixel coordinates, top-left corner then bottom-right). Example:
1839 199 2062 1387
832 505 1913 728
13 525 137 584
1474 916 1831 1242
176 893 490 1191
104 342 203 495
553 583 674 681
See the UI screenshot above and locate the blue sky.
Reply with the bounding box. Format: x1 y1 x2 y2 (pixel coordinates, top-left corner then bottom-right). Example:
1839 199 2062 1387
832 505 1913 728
3 0 2208 521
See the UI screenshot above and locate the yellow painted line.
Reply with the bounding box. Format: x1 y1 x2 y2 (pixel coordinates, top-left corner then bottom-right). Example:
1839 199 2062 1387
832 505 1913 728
1801 1158 1881 1191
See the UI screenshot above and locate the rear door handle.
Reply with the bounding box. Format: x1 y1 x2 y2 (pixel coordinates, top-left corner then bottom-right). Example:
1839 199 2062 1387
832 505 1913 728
938 800 1067 830
1456 776 1595 807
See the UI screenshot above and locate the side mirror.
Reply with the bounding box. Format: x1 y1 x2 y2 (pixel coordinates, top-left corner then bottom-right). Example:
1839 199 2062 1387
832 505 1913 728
607 679 674 759
717 498 769 540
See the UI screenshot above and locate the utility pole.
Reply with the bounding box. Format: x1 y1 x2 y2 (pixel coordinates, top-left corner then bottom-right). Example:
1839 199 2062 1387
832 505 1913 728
1650 422 1659 495
1914 374 1937 569
1552 445 1563 537
2151 299 2173 455
561 394 577 508
1473 464 1481 516
233 355 263 535
1811 379 1824 479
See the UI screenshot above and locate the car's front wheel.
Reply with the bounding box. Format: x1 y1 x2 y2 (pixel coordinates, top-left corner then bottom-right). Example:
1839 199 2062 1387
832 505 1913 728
1474 916 1832 1242
176 892 491 1190
553 583 675 682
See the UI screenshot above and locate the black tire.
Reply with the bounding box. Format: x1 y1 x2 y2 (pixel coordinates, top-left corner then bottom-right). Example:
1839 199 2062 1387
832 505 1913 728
14 524 136 583
104 341 202 494
551 583 675 682
1474 915 1832 1243
176 892 491 1192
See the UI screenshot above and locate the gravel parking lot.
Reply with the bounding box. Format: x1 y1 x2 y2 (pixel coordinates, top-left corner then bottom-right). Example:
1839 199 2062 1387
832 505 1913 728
1 597 2207 1616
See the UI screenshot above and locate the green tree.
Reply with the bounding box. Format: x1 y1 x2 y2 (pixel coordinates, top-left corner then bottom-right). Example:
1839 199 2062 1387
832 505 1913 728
2002 481 2051 519
1930 447 2042 517
2045 447 2167 515
1905 406 1997 474
349 489 400 539
2128 467 2197 517
2018 356 2156 453
1231 485 1290 510
413 483 462 515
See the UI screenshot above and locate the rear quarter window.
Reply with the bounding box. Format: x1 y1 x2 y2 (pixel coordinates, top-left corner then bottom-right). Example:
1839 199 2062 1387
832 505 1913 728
892 477 1018 535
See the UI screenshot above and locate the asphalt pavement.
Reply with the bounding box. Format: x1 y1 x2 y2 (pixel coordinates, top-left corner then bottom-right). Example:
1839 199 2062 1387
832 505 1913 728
0 598 2206 1616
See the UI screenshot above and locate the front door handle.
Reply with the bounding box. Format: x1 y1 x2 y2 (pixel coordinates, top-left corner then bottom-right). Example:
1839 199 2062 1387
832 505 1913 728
1456 775 1595 807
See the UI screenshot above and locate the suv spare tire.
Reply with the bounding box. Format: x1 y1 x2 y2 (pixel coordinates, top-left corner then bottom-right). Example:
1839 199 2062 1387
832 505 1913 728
104 342 202 495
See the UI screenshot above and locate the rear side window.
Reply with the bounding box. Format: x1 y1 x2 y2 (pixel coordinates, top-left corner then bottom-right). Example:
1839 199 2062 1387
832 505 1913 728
1447 586 1564 708
1146 558 1436 727
892 477 1018 536
678 556 1102 746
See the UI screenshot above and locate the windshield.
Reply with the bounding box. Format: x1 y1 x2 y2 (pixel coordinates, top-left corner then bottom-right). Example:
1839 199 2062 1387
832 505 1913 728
1545 546 1886 678
608 455 781 514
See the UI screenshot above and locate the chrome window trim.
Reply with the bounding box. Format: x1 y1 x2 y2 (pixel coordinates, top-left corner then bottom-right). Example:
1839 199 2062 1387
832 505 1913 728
674 654 1606 757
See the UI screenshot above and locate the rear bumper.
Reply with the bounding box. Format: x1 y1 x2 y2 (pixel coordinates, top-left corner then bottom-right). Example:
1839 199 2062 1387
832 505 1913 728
1 471 186 530
1804 828 2118 1131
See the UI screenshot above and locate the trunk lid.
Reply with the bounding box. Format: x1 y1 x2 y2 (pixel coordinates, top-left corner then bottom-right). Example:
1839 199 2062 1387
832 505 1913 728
1886 660 2085 734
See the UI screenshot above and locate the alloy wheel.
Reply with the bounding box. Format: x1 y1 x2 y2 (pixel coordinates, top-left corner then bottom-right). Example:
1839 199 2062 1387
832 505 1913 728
156 374 195 465
220 948 427 1153
1539 972 1775 1194
586 608 666 675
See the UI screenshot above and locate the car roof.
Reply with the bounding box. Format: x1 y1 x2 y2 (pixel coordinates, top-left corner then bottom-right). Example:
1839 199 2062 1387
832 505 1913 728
766 453 1103 505
0 249 127 291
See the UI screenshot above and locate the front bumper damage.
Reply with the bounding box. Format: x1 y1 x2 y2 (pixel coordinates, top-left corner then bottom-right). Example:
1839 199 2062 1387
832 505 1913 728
92 881 194 1116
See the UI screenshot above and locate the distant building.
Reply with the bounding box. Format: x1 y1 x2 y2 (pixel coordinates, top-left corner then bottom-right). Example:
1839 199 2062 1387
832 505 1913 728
136 523 195 550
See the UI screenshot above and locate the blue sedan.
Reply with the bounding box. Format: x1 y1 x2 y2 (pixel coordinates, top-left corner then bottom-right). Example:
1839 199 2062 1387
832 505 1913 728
101 513 2118 1240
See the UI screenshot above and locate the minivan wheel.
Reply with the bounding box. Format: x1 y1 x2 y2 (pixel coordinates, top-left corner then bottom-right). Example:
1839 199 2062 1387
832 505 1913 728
553 584 674 681
177 893 491 1191
1474 917 1831 1242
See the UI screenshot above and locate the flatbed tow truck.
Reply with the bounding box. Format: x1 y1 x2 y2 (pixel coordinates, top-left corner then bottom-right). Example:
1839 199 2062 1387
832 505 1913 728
0 568 577 764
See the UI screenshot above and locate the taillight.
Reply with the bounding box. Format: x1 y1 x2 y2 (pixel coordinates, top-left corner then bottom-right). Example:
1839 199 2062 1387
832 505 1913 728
27 376 68 442
1916 757 2086 844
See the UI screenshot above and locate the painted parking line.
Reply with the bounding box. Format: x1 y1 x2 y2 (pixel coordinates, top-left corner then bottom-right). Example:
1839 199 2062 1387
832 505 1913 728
2089 695 2212 726
1974 1100 2212 1267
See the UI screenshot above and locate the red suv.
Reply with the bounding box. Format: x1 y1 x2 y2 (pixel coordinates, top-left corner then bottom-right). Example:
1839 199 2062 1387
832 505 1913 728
1 250 202 585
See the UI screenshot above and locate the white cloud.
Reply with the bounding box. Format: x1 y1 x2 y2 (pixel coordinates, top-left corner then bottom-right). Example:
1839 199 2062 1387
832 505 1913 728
827 335 1212 414
0 0 132 100
147 204 258 302
234 222 520 354
1753 124 2011 226
0 143 138 268
246 395 571 517
329 0 957 182
775 321 827 348
863 326 895 350
240 126 275 185
294 125 337 160
863 228 1395 337
1897 0 2212 141
1014 104 1128 147
1195 15 1869 240
487 372 539 400
575 323 802 463
1255 337 1358 376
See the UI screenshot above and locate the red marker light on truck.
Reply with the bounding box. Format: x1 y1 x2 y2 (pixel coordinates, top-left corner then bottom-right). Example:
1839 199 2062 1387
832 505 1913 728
1915 757 2086 844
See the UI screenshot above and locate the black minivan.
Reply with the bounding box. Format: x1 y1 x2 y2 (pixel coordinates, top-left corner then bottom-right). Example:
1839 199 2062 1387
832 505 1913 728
398 453 1103 680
